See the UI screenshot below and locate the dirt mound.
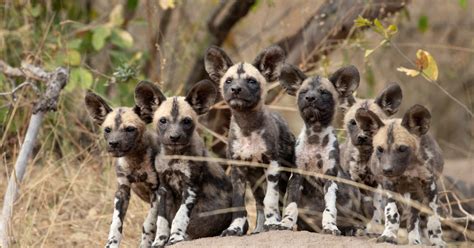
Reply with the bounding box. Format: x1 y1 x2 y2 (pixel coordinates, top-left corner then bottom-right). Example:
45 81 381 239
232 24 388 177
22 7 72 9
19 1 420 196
173 230 422 248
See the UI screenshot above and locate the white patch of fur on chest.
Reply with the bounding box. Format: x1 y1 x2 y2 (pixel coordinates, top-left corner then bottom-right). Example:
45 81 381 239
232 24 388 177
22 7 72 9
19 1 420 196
231 125 267 161
295 126 335 173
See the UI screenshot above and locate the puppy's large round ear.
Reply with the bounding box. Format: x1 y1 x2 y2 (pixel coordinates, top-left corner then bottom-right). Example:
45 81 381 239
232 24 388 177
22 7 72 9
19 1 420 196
329 65 360 98
252 45 286 83
85 90 112 126
401 104 431 136
279 63 307 96
185 79 217 115
204 46 234 83
355 108 384 133
134 81 167 123
375 83 403 116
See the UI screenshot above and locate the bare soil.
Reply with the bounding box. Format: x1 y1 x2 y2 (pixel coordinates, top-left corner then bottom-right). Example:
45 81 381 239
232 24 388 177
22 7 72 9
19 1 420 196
172 230 424 248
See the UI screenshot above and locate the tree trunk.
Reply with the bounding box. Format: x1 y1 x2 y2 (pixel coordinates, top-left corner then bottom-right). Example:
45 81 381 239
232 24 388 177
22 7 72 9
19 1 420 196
184 0 256 90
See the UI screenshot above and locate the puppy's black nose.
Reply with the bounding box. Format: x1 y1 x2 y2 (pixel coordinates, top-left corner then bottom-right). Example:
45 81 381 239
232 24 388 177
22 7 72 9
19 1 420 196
170 134 181 142
357 135 368 144
231 86 241 94
383 168 393 175
305 95 316 102
109 141 119 148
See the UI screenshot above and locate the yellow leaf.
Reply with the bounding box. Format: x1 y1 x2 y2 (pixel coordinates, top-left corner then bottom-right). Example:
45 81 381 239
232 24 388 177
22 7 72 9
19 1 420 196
397 67 420 77
364 49 374 58
416 49 438 81
159 0 175 10
108 4 124 27
64 50 81 66
112 29 134 48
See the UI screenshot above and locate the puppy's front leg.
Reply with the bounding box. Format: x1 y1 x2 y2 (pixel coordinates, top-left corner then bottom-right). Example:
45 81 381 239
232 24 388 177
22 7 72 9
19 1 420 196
151 186 171 248
366 185 384 235
424 179 446 247
222 166 248 236
168 185 197 245
322 147 341 236
377 182 399 244
106 183 131 248
263 160 281 230
140 190 159 248
279 172 302 230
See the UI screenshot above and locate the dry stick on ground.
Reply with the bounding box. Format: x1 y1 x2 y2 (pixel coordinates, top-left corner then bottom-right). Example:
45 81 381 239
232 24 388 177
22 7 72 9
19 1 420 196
0 62 69 247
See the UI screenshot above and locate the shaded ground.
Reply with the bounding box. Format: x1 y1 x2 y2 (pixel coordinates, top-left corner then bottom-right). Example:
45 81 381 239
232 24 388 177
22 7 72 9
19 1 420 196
172 230 424 248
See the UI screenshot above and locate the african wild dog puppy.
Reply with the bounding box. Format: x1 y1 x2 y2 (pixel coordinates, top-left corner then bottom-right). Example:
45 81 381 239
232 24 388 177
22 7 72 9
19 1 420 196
134 80 232 247
85 89 160 248
356 105 446 246
340 83 403 234
204 45 296 235
278 64 360 235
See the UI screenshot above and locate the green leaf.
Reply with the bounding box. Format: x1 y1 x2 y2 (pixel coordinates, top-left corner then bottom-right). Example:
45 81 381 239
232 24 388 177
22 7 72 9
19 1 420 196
386 24 398 38
126 0 139 10
111 29 134 49
459 0 467 9
64 50 81 66
373 18 385 35
354 15 372 28
67 39 83 50
417 15 429 33
92 26 112 51
109 5 124 27
66 67 94 92
30 4 42 17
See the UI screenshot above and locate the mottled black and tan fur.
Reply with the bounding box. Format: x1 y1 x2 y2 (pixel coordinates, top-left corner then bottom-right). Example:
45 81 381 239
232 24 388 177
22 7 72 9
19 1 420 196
340 83 403 234
278 63 361 235
204 45 296 235
134 80 232 247
356 105 446 247
85 89 161 248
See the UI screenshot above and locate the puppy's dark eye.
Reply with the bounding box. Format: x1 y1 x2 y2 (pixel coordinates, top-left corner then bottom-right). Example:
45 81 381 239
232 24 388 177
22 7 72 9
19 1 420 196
159 118 167 124
320 89 330 95
125 126 136 132
182 117 192 125
225 78 232 84
104 127 112 133
247 78 257 85
299 89 308 95
349 119 357 126
376 146 384 153
398 145 408 153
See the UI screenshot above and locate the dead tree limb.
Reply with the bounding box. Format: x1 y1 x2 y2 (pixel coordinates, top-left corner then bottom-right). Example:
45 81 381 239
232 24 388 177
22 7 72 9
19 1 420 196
277 0 409 69
184 0 256 90
0 63 69 247
145 2 173 83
